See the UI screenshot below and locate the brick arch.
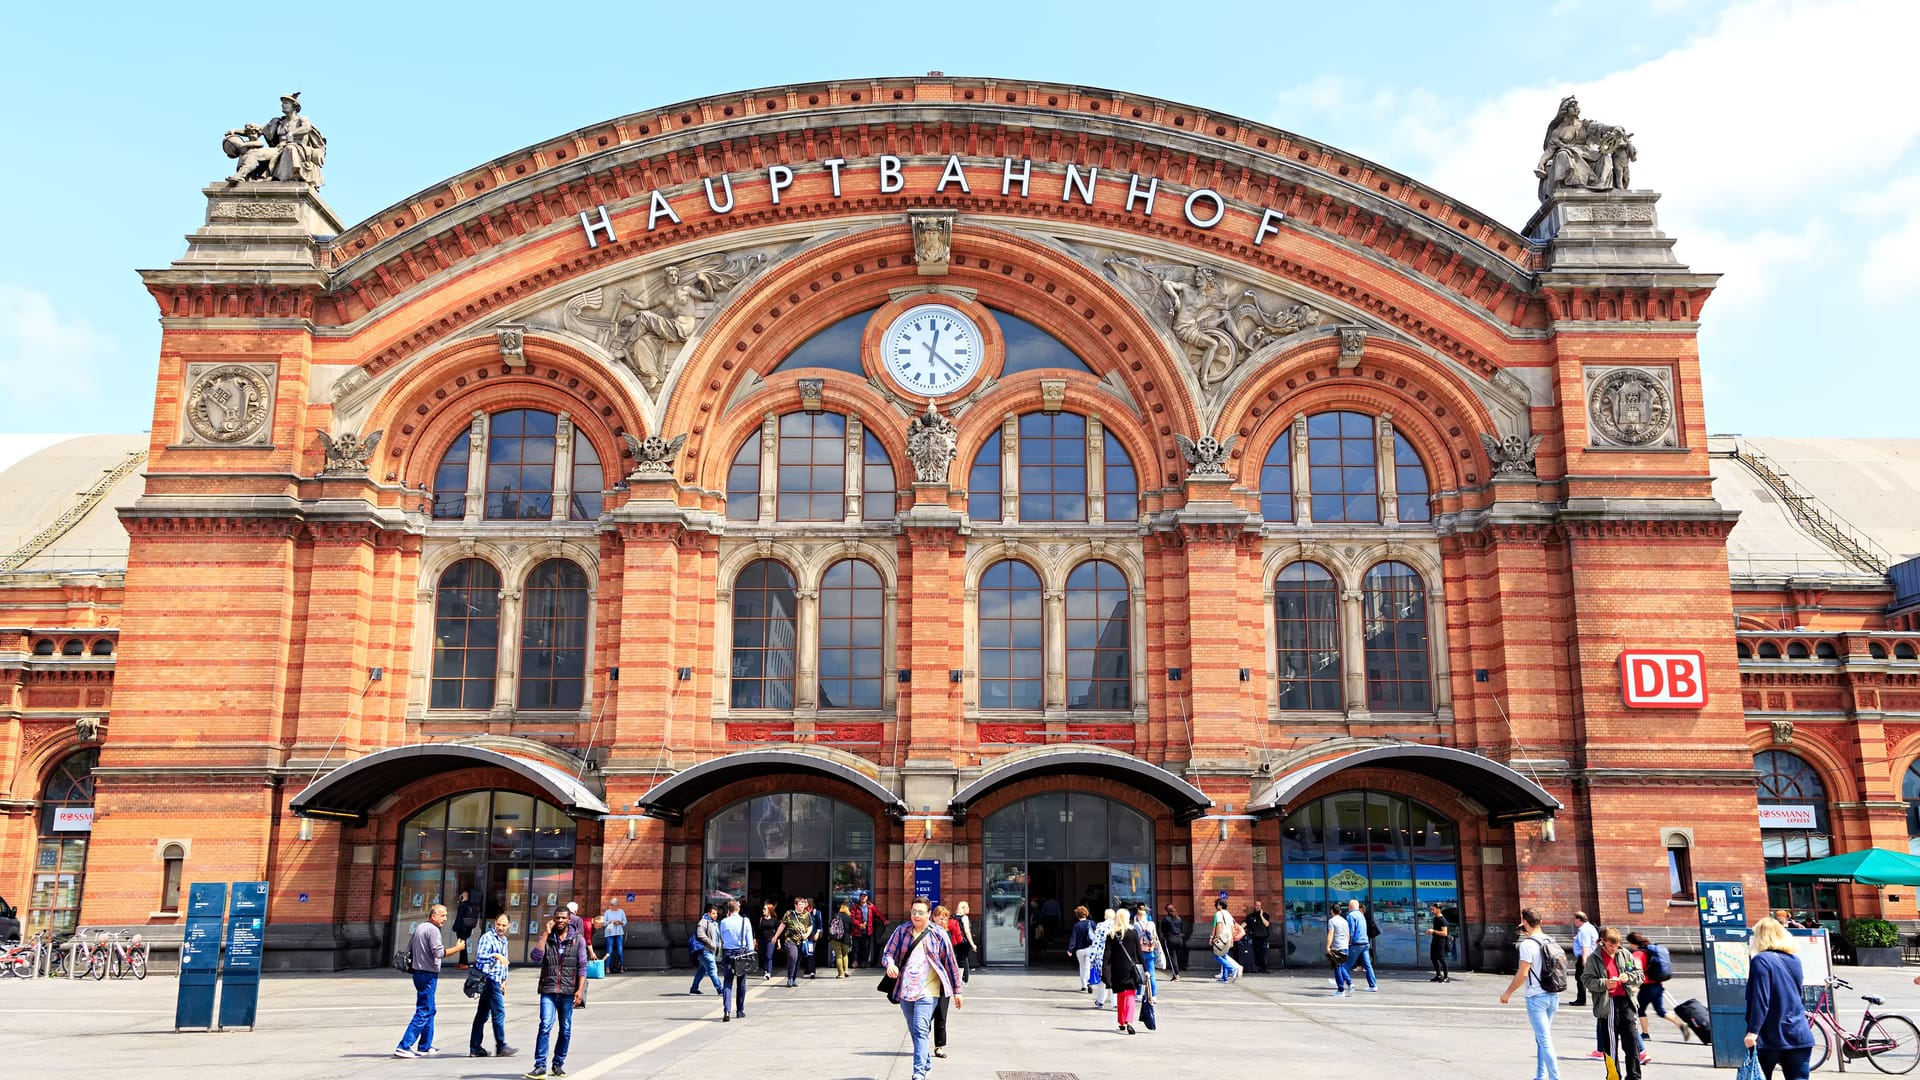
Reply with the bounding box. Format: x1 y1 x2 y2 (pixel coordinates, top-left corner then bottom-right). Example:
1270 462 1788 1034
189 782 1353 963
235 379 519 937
1747 738 1857 806
695 375 913 494
1219 337 1497 497
666 224 1196 479
15 735 96 801
365 335 647 489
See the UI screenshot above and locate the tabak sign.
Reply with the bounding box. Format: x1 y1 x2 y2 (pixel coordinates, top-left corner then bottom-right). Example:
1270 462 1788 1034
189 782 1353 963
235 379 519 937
1618 650 1708 709
51 807 94 832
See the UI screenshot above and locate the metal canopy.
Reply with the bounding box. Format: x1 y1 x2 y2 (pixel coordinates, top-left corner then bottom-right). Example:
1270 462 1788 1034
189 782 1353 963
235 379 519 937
636 749 907 824
948 748 1215 823
289 743 610 824
1247 744 1562 825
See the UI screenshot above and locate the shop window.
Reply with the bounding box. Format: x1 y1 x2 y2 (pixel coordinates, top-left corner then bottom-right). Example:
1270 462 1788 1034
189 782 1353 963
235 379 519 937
818 559 885 710
1666 834 1694 900
91 640 113 656
395 790 576 964
568 436 603 520
1276 790 1459 967
776 413 846 521
726 432 761 521
1104 438 1138 523
979 560 1043 711
1260 436 1294 522
1065 560 1130 711
61 639 83 656
968 431 1002 522
1362 561 1431 712
862 432 896 521
1757 749 1838 927
1787 641 1810 659
1307 412 1378 523
1392 433 1431 523
1275 561 1341 711
1017 412 1088 522
769 308 878 375
32 638 54 656
518 560 589 711
730 559 798 710
992 308 1095 374
485 409 558 520
28 748 97 938
432 434 470 518
159 843 185 913
430 559 502 710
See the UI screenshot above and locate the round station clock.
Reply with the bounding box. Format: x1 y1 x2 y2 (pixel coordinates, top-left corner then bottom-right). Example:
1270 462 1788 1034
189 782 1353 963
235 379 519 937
878 302 982 397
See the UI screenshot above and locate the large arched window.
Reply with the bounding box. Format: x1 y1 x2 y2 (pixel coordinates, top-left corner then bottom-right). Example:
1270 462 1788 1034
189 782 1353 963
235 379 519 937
1104 438 1138 523
1261 436 1294 522
1392 433 1431 523
519 559 589 710
1066 560 1130 710
1017 413 1087 522
1275 561 1341 711
819 559 884 710
731 560 798 710
29 748 98 937
969 431 1003 522
862 432 896 522
979 560 1043 710
777 412 846 521
1363 561 1430 712
432 434 470 519
1307 411 1379 523
1757 750 1837 925
568 436 603 520
431 559 502 710
726 432 761 521
485 409 558 520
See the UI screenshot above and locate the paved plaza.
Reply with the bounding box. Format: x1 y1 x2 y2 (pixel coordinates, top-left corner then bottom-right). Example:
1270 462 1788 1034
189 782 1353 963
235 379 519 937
12 962 1920 1078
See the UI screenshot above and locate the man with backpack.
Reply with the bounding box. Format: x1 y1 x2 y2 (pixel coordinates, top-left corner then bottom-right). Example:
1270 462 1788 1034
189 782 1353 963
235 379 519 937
1501 908 1566 1080
688 903 723 996
1627 931 1689 1043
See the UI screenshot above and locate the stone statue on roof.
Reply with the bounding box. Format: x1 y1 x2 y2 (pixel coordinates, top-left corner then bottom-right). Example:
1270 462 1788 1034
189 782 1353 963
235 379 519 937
1534 95 1635 202
224 92 327 186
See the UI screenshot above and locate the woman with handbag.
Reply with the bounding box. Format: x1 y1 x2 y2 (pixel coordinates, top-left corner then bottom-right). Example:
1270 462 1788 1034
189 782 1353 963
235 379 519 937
778 898 814 987
756 901 780 982
932 906 958 1058
1103 908 1146 1035
1743 917 1813 1079
1211 898 1244 981
467 914 518 1059
881 899 964 1080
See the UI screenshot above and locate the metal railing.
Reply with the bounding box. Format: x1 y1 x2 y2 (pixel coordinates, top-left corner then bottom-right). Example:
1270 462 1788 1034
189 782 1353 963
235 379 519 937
0 451 146 573
1719 440 1890 576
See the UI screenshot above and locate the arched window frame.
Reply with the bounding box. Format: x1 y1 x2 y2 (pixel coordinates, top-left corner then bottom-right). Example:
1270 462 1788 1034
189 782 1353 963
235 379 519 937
1362 561 1431 713
1273 561 1342 712
485 409 559 520
568 435 604 521
517 559 591 712
1757 749 1837 924
729 559 800 711
862 430 896 522
817 558 886 711
1306 411 1380 524
727 430 762 521
1391 432 1431 524
1260 435 1294 523
159 842 186 913
978 559 1045 711
29 748 98 937
1016 412 1089 522
1665 832 1694 900
431 429 471 519
430 558 502 711
1065 559 1131 711
968 430 1003 522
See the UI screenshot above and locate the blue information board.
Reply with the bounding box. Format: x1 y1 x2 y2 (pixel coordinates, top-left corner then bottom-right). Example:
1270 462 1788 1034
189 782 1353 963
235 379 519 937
913 860 942 906
217 881 269 1031
1695 880 1752 1068
175 882 227 1030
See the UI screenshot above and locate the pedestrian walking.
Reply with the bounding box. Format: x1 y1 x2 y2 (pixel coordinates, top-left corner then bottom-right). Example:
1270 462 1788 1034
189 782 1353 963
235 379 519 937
1500 907 1564 1080
1132 903 1160 1001
1344 899 1378 992
1744 917 1814 1080
1212 898 1244 981
452 890 481 965
850 891 874 968
952 901 978 982
601 897 627 974
1091 908 1116 1007
1627 931 1687 1043
932 906 957 1058
1163 903 1186 979
565 901 595 1011
778 898 814 986
394 902 465 1057
524 908 588 1080
469 913 519 1059
829 901 854 977
805 896 824 978
1245 900 1273 973
689 903 723 996
717 898 755 1022
1582 927 1644 1079
1426 902 1452 982
1570 911 1597 1007
1103 908 1146 1035
756 901 780 981
1325 902 1351 995
1069 905 1098 995
882 898 965 1080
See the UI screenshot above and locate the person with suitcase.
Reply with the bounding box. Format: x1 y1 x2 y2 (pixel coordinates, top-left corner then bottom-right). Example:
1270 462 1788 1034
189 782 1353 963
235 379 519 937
1627 931 1690 1042
1675 997 1714 1044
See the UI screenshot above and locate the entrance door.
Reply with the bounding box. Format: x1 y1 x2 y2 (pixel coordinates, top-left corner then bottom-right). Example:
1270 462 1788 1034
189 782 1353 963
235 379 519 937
703 794 875 922
1026 861 1107 964
979 793 1154 966
395 790 579 964
1275 791 1461 968
747 862 832 914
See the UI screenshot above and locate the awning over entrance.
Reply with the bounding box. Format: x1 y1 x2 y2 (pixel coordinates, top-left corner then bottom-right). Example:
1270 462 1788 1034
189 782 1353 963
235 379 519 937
1247 745 1561 825
949 747 1214 824
290 743 610 824
636 749 908 824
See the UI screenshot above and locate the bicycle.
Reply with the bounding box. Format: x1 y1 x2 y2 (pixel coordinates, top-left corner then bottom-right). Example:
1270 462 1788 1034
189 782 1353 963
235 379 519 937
87 931 147 981
1807 975 1920 1073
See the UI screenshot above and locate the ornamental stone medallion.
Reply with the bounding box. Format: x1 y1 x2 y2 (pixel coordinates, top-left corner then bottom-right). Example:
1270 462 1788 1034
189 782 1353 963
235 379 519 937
181 362 276 446
1585 365 1675 448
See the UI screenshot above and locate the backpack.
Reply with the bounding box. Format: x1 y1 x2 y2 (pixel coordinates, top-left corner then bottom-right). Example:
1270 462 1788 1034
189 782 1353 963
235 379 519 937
1530 932 1568 994
830 914 848 941
1644 942 1672 982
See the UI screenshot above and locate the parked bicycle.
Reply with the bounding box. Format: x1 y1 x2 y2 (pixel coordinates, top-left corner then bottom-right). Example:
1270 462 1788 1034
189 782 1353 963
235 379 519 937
86 930 147 981
1807 976 1920 1073
0 931 48 978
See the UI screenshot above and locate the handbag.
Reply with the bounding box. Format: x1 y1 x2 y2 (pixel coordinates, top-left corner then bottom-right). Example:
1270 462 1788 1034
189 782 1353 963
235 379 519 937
585 958 606 980
876 929 931 996
1140 997 1158 1031
1736 1049 1764 1080
463 965 487 998
1327 948 1348 967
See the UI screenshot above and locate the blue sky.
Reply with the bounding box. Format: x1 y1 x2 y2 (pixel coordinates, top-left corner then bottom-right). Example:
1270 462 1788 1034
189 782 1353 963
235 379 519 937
0 0 1911 439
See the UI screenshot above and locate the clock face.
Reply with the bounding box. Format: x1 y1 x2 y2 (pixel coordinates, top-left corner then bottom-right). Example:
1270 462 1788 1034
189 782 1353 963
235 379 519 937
879 303 982 397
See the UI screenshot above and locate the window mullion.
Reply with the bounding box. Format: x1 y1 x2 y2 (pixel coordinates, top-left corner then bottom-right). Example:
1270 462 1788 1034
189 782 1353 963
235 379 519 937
1377 415 1399 525
464 410 486 525
551 413 574 523
844 417 863 524
1001 415 1019 521
1087 418 1106 525
1290 414 1311 526
494 585 521 717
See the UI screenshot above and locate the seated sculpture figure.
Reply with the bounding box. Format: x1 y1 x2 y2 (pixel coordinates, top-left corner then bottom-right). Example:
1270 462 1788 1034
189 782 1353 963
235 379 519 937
224 92 326 185
1534 95 1635 201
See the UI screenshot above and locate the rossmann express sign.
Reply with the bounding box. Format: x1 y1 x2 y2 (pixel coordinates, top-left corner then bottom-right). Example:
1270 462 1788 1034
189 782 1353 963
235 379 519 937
1618 650 1708 709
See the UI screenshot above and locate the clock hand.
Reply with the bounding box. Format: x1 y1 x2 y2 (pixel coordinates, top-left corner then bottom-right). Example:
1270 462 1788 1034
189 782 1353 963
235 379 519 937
928 348 960 377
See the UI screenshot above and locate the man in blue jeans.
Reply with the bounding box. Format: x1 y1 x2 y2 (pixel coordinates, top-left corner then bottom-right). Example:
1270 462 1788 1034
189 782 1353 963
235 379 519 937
1342 899 1377 992
689 903 723 995
396 903 465 1057
1501 908 1563 1080
525 908 587 1080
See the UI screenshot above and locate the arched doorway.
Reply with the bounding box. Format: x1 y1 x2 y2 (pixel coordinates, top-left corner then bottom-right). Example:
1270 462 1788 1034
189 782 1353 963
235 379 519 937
981 793 1153 966
29 748 98 937
1757 750 1838 927
702 794 875 917
1275 790 1461 968
394 790 577 962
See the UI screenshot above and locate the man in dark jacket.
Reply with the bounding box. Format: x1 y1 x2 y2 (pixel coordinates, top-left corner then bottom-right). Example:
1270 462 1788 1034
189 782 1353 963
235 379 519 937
525 910 588 1080
1245 901 1273 973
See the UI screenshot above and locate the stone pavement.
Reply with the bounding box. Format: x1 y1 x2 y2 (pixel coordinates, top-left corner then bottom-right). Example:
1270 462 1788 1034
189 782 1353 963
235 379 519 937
10 962 1920 1078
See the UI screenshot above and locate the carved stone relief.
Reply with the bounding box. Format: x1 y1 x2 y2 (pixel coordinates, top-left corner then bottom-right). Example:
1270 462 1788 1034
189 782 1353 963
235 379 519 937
318 429 384 475
1102 256 1321 398
495 324 527 368
1770 718 1794 746
1175 433 1238 479
621 432 688 479
797 377 825 413
181 362 276 446
542 250 772 395
1585 366 1676 448
1480 431 1545 477
1038 379 1067 414
910 210 955 276
906 401 960 484
1534 95 1636 202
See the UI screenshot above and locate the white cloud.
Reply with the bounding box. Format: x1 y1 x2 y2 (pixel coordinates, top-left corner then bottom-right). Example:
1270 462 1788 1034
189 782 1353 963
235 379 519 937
0 284 110 415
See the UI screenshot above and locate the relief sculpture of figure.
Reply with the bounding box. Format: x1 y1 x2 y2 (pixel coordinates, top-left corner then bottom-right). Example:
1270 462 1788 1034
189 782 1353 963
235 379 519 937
1533 95 1636 202
905 400 959 484
563 253 768 393
1105 257 1320 392
224 93 326 185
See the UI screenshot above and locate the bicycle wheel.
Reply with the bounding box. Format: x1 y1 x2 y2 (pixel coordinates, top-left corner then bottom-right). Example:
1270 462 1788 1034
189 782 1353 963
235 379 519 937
1867 1014 1920 1074
87 943 108 980
109 948 126 980
129 948 147 980
1812 1018 1833 1071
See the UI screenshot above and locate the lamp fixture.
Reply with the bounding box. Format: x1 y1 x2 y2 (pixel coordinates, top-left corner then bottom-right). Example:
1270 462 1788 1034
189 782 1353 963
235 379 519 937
627 818 637 841
949 669 963 683
298 817 313 841
899 668 912 684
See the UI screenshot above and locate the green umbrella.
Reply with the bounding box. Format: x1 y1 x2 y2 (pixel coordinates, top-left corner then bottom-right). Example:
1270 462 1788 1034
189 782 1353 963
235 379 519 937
1763 847 1920 887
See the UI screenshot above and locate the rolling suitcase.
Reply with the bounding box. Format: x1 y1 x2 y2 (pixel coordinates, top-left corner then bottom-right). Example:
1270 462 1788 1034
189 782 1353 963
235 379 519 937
1675 997 1713 1044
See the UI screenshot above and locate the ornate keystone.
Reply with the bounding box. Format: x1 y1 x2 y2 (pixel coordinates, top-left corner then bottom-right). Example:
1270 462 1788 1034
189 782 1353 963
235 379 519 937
621 432 688 479
910 210 955 276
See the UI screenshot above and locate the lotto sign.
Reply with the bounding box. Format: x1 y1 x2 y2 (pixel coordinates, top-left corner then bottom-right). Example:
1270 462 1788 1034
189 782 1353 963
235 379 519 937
1619 650 1708 708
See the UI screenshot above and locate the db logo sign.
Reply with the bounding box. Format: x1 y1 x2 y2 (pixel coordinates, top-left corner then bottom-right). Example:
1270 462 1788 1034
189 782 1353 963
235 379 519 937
1619 650 1708 709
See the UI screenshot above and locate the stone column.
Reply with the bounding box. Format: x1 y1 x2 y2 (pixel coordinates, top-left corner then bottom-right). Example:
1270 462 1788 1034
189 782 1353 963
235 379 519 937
1087 417 1107 525
551 413 574 522
1289 414 1311 525
491 587 522 717
756 415 778 523
794 587 820 713
1340 586 1368 717
845 417 864 523
1377 414 1399 525
463 411 486 524
1043 588 1067 713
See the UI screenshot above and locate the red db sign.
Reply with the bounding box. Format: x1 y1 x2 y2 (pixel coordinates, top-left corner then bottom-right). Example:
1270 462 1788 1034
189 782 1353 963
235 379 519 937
1619 650 1708 709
